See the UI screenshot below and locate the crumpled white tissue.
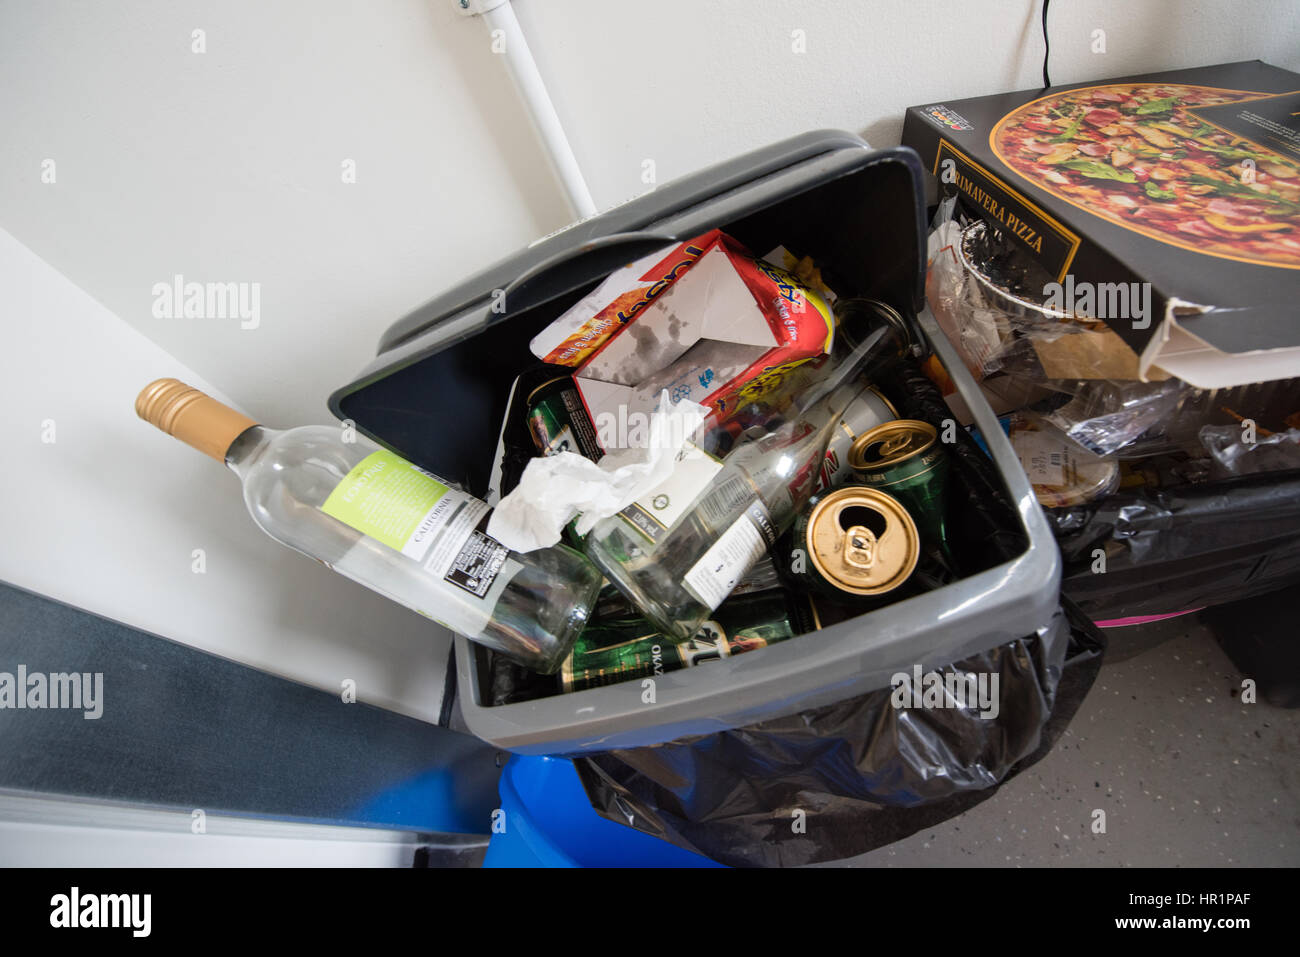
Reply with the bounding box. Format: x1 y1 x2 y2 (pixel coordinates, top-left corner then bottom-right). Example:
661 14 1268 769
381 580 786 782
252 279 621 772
487 390 707 552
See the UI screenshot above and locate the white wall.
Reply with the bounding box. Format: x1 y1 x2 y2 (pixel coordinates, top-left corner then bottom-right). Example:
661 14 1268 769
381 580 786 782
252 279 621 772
1 0 1296 723
0 227 454 723
517 0 1300 203
0 0 570 429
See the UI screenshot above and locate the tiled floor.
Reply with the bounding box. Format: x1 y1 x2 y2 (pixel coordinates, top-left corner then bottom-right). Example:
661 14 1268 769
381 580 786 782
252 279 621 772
835 618 1299 866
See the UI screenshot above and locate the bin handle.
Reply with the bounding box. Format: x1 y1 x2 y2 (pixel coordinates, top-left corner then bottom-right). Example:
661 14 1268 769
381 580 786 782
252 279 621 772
493 232 680 323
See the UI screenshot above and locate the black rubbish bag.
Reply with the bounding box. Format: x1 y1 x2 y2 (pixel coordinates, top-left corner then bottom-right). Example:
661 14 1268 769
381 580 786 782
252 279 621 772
1049 469 1300 620
573 599 1103 867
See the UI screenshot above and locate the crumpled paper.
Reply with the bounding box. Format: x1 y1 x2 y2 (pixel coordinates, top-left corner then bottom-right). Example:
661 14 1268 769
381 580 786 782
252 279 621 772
487 390 708 552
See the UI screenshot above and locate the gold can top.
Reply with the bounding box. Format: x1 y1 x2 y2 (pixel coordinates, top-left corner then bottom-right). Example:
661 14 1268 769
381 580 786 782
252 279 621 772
848 419 937 472
804 486 919 596
135 378 258 462
525 374 574 407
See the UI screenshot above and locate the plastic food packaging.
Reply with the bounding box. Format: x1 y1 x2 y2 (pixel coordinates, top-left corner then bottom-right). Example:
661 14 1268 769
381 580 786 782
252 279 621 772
1007 414 1120 507
1032 377 1186 457
1200 424 1300 476
927 214 1177 452
1116 379 1300 460
928 214 1300 463
943 218 1188 458
925 215 1006 379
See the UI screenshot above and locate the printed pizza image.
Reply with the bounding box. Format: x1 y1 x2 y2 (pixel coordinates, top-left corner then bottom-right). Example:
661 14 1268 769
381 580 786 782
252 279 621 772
991 84 1300 268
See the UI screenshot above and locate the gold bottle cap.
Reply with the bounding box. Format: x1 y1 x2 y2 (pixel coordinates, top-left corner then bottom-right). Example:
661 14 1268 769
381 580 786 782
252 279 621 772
848 419 937 471
135 378 258 462
805 487 918 596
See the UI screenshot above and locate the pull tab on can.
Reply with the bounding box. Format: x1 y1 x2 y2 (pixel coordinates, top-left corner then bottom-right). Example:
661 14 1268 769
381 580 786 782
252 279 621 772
842 525 877 570
877 431 915 459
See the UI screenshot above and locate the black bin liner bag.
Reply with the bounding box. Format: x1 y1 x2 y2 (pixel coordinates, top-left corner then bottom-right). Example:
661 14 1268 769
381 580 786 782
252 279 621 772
1049 469 1300 620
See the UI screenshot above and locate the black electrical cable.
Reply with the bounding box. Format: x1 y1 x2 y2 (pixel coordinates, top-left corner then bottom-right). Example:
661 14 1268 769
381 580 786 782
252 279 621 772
1041 0 1052 88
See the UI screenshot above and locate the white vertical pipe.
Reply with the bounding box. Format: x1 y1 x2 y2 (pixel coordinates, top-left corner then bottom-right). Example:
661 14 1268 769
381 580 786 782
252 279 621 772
476 1 598 219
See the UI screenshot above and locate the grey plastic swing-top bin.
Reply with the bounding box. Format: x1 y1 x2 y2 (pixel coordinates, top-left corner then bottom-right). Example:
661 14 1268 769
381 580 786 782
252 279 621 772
329 131 1061 755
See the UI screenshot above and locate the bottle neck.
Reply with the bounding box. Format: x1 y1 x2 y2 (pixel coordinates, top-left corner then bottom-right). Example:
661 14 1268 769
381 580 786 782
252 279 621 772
224 424 275 479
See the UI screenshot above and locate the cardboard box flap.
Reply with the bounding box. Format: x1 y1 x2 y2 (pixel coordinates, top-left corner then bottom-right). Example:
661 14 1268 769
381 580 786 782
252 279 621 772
577 244 778 386
1142 298 1300 388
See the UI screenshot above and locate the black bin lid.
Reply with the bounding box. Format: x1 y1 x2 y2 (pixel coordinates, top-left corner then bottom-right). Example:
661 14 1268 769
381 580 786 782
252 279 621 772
329 131 928 495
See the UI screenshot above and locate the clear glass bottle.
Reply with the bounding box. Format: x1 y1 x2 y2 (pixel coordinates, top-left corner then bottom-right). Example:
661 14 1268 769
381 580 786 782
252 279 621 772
136 378 601 673
584 319 907 642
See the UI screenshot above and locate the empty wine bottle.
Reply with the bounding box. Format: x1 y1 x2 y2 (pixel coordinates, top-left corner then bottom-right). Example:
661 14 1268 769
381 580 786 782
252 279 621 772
136 379 602 673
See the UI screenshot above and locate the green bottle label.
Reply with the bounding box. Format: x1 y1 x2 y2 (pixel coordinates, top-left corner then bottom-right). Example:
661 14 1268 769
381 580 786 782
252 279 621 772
321 449 507 601
322 450 453 556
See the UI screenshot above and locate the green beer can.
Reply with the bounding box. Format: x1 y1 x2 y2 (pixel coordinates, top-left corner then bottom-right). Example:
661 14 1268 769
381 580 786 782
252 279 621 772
558 589 818 693
848 419 953 561
526 373 603 548
526 374 603 462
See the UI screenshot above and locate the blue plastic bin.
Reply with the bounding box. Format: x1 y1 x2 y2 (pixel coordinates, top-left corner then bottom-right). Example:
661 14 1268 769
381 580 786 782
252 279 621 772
483 755 723 868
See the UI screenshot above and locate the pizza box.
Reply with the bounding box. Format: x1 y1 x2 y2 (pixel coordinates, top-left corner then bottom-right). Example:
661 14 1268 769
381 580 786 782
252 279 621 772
902 60 1300 389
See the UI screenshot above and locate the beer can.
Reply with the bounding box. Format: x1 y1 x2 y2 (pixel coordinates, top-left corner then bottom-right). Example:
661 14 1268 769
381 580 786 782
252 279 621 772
559 588 818 693
848 419 951 555
526 374 603 461
790 486 919 598
815 383 899 492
